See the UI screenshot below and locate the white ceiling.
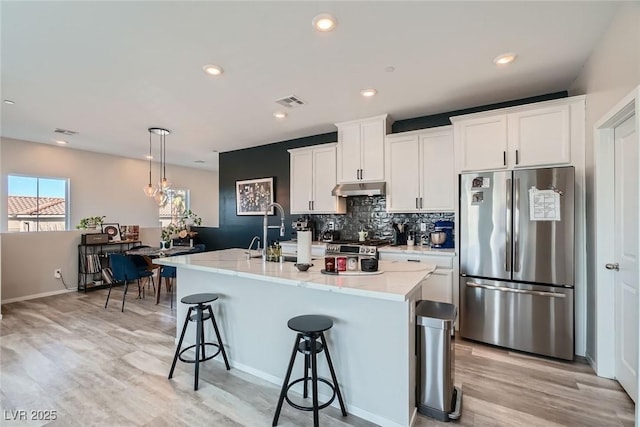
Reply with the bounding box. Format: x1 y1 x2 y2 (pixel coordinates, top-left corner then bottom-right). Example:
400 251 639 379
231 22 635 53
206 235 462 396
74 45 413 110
1 1 619 171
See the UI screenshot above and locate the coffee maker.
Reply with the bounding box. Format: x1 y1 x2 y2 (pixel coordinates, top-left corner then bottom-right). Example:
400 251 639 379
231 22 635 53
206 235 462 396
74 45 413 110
292 217 316 241
431 220 454 249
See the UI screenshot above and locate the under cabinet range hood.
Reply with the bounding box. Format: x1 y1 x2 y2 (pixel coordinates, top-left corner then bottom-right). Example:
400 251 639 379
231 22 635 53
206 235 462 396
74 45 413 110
331 182 386 197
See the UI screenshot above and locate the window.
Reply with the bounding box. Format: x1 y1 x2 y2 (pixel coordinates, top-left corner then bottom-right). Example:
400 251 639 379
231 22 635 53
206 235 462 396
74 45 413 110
7 175 69 232
159 189 189 227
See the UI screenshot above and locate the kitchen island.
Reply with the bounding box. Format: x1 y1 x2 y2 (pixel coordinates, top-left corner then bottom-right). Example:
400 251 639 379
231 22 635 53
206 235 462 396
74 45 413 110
156 249 435 427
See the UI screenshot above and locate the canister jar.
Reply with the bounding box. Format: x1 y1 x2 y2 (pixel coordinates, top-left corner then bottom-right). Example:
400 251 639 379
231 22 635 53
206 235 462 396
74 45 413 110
346 256 358 271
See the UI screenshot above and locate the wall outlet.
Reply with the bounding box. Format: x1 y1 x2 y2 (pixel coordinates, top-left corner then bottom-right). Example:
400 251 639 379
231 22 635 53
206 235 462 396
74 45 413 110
328 221 335 231
420 222 427 232
54 268 62 279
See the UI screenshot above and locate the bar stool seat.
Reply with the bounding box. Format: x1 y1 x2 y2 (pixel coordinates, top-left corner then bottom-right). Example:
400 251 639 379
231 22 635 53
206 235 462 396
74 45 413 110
168 293 230 390
273 314 347 427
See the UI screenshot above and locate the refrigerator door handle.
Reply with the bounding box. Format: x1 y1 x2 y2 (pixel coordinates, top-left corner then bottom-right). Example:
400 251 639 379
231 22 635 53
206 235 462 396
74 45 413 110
514 178 520 272
505 178 512 272
465 281 566 298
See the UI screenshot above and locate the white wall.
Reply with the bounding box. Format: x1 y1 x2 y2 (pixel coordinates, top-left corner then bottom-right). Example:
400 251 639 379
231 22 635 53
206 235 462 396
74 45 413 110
0 137 219 302
569 2 640 363
0 137 219 228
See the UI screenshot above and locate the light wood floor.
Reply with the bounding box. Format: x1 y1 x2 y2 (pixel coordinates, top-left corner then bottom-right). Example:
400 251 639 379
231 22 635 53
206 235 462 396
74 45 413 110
0 289 634 427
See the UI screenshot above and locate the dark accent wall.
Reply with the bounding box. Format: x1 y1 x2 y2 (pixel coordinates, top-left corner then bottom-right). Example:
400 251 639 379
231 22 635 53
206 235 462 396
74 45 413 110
197 133 337 250
198 91 567 250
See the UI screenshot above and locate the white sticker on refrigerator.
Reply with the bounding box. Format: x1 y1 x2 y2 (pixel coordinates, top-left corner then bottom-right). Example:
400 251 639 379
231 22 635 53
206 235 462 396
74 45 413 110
529 188 561 221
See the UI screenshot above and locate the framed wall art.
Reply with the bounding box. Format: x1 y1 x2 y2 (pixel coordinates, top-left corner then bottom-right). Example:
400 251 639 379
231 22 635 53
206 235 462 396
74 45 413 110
236 177 275 216
102 223 122 241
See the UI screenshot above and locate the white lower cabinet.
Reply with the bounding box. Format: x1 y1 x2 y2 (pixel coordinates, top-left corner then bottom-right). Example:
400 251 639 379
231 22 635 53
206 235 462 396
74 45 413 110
377 250 455 304
420 268 453 303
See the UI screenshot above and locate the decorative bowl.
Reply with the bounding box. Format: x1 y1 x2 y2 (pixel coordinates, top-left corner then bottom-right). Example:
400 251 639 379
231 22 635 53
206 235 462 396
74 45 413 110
294 263 312 272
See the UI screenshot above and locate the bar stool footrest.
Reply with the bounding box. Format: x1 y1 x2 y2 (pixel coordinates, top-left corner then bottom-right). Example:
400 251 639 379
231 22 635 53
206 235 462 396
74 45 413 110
178 343 222 363
284 377 336 411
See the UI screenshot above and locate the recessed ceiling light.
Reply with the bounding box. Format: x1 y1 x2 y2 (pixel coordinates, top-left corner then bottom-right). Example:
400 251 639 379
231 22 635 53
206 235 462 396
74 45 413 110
273 111 288 119
3 99 15 105
194 160 205 164
203 64 224 76
145 155 154 160
312 13 337 32
55 140 68 145
360 88 377 97
493 53 517 65
384 66 396 73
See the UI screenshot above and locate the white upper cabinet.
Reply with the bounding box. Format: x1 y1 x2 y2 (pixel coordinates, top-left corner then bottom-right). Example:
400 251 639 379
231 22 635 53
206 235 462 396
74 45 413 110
336 114 390 183
385 126 454 212
508 104 571 168
289 144 346 215
452 96 584 172
454 115 508 171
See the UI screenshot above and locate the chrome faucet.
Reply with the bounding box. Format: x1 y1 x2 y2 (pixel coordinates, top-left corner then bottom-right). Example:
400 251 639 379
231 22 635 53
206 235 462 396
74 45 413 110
263 202 286 261
248 235 261 252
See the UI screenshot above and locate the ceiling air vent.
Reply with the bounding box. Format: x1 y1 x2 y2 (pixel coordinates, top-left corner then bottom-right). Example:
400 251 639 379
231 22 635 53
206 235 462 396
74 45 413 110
54 128 77 136
275 95 306 108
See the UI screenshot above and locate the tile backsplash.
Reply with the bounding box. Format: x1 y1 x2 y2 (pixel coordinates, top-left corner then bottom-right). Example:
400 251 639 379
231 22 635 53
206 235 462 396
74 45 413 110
309 196 454 244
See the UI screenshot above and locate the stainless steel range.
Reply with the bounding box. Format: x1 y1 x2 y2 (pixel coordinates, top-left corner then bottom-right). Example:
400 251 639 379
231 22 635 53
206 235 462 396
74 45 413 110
325 240 390 258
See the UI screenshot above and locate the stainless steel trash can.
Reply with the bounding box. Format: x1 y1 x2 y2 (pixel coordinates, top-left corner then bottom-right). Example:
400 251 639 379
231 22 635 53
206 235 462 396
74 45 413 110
416 300 462 422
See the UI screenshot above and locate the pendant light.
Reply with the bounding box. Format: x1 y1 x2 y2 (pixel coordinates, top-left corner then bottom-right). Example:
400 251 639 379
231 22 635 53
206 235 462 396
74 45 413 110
147 127 171 207
160 130 171 190
143 130 156 197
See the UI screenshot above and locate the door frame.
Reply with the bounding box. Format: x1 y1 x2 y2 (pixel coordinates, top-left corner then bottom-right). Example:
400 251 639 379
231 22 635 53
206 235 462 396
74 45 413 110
594 85 640 379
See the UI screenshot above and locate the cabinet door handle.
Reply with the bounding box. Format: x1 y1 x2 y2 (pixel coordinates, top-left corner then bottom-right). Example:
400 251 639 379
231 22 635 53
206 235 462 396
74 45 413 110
420 197 423 209
515 149 519 165
311 200 314 210
308 201 311 210
415 197 419 209
503 151 506 166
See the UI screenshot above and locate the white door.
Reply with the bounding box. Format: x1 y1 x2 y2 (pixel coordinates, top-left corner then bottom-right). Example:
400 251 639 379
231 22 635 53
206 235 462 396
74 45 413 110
508 104 571 168
420 131 455 211
311 146 337 212
289 150 313 214
614 114 638 402
386 135 420 212
360 119 385 181
337 122 361 183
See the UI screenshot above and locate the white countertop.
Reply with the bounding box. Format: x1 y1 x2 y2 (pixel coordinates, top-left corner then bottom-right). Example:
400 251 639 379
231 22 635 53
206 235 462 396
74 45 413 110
156 248 435 302
378 245 456 256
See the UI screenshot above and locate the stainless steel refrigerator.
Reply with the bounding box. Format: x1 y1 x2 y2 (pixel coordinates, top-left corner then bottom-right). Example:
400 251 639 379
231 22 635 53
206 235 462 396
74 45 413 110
459 166 574 360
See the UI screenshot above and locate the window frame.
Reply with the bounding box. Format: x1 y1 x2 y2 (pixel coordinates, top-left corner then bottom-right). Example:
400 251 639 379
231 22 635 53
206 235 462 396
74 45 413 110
7 174 70 232
159 188 190 227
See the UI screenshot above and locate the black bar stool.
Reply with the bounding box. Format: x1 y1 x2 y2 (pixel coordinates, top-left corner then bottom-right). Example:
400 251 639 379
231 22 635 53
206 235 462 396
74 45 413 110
168 293 230 390
272 315 347 427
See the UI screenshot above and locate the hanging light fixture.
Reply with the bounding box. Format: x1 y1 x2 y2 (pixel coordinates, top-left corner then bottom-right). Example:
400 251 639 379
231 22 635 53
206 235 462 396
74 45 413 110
147 127 171 207
143 130 156 197
160 129 171 190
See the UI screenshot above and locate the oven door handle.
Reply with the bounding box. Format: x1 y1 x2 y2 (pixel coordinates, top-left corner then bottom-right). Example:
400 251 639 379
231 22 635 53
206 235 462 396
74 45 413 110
465 281 566 298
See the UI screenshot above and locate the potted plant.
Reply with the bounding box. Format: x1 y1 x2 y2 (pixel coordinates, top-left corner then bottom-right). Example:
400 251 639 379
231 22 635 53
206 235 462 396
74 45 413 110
76 215 106 230
180 209 202 229
160 224 176 249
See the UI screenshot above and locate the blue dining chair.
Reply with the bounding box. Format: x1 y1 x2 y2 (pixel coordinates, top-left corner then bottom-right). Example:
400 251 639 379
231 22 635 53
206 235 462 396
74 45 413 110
129 253 157 294
160 245 205 308
106 253 153 312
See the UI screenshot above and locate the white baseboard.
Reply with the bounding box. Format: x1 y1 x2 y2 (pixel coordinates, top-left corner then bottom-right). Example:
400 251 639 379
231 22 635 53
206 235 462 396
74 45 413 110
223 358 407 427
1 287 77 304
